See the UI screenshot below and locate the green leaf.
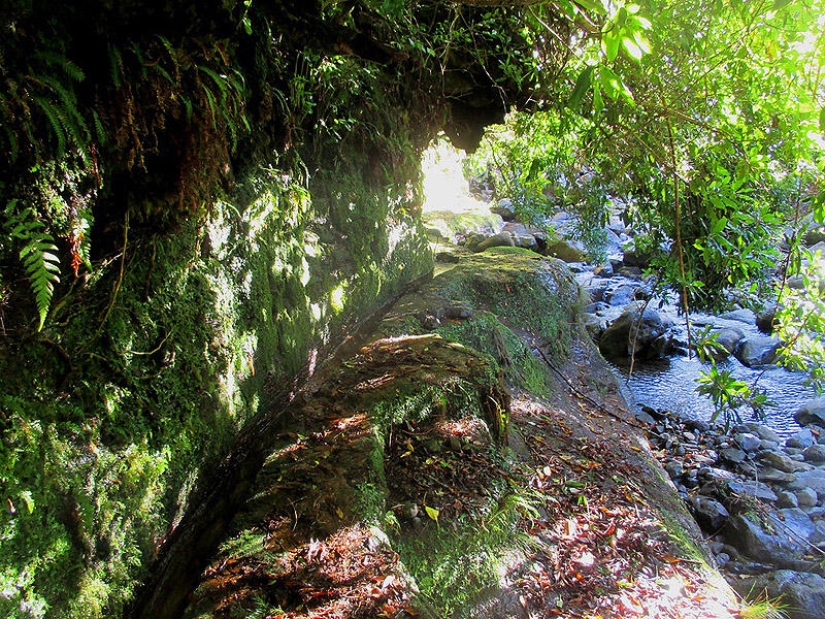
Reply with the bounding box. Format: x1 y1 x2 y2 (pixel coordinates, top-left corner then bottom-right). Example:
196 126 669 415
623 37 644 61
820 107 825 132
602 30 621 62
567 66 594 110
772 0 793 10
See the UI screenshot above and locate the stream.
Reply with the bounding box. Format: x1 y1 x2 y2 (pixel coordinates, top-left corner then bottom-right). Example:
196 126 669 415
609 306 818 438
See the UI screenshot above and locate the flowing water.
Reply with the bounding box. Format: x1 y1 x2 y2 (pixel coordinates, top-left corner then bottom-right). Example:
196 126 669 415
608 308 818 438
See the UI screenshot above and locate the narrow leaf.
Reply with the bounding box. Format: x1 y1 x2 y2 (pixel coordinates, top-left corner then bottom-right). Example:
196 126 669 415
567 66 594 110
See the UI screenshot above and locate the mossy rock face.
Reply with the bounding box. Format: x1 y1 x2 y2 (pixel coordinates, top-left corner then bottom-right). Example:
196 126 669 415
381 248 587 368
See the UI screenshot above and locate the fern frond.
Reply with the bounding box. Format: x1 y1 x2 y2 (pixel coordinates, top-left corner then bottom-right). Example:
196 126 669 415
33 51 86 82
31 96 66 156
92 110 106 146
109 44 124 88
16 223 60 331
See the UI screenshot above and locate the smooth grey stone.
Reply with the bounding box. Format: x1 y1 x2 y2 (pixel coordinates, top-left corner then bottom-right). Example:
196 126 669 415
795 396 825 428
776 490 799 508
751 424 782 443
734 335 781 367
719 308 756 324
734 432 761 452
787 428 816 449
796 487 818 508
803 444 825 463
789 469 825 496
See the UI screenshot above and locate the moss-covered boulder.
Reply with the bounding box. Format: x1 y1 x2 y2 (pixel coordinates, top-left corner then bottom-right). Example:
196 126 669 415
177 250 739 619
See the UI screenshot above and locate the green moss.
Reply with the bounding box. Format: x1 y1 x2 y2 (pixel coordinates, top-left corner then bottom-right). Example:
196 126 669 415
396 504 529 616
436 311 552 397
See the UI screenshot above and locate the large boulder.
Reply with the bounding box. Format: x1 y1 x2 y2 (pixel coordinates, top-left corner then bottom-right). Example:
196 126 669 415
544 238 586 263
794 396 825 427
725 508 825 567
740 570 825 619
734 335 781 367
598 301 671 359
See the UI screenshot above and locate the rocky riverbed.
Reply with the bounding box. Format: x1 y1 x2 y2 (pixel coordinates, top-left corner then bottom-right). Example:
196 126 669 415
645 400 825 619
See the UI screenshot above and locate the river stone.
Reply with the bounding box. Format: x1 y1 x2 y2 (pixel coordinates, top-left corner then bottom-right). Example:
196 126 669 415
776 490 799 509
606 283 641 306
618 266 643 279
688 496 729 531
758 450 797 472
710 327 745 360
733 432 761 452
664 460 683 480
720 447 747 464
734 335 781 367
757 467 797 484
743 570 825 619
751 424 782 444
787 428 816 449
719 308 756 325
794 396 825 427
756 302 778 334
475 232 515 252
544 239 585 263
796 487 818 508
726 508 823 566
726 480 778 502
491 198 516 221
803 444 825 463
597 302 670 359
789 469 825 498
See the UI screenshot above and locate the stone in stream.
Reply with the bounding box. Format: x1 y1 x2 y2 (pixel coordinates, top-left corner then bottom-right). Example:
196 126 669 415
733 335 781 367
789 469 825 499
725 480 778 502
605 283 641 306
720 447 747 464
757 450 801 473
597 301 671 359
795 487 818 508
738 570 825 619
708 327 745 360
755 302 778 334
786 428 816 449
718 308 756 325
794 396 825 427
776 490 799 509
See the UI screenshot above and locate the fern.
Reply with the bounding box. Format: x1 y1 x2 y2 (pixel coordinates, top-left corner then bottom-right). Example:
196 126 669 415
5 201 61 331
